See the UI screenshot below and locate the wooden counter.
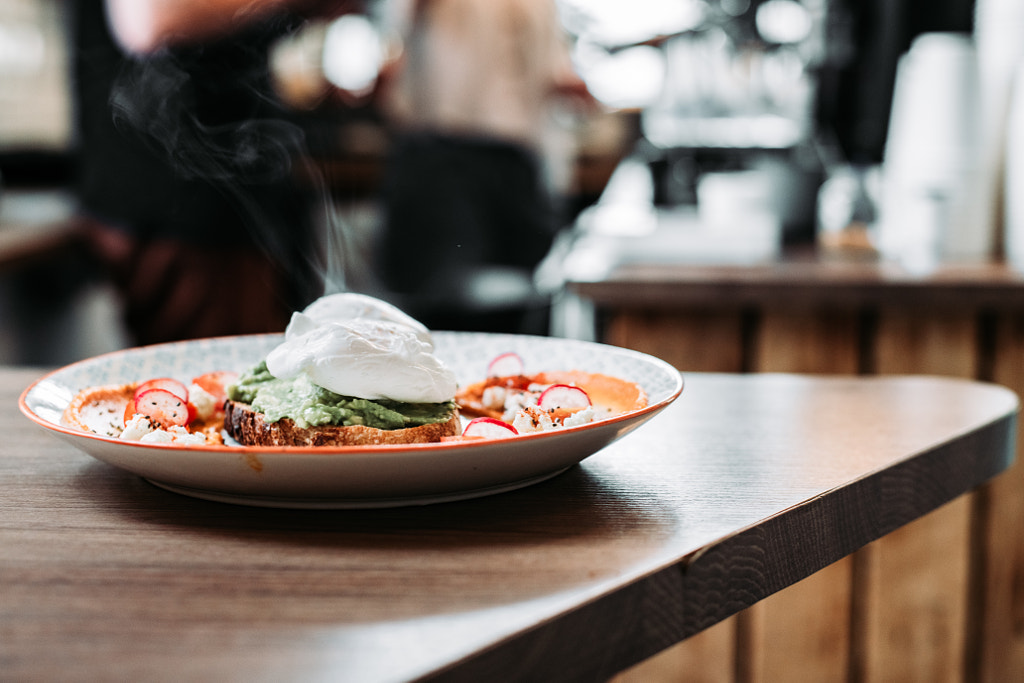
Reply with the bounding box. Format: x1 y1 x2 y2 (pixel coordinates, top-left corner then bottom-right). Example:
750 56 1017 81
568 256 1024 683
574 258 1024 310
3 367 1017 681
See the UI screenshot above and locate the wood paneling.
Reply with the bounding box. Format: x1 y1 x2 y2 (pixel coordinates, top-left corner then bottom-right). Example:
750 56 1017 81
752 559 854 683
595 292 1018 682
755 308 861 374
606 309 746 683
873 309 978 377
614 619 735 683
856 309 978 683
978 313 1024 682
605 310 746 373
745 307 861 682
854 498 972 683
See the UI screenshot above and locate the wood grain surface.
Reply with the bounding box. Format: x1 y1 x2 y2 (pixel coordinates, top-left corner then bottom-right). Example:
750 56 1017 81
580 257 1024 682
2 367 1016 682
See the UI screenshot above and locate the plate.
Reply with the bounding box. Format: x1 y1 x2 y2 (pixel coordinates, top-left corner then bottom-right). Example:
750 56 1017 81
19 332 683 508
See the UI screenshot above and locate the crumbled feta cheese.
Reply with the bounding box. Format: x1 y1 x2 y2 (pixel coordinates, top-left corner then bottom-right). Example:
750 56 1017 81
563 407 596 428
138 425 207 445
482 385 506 410
513 405 555 433
140 429 175 444
189 382 217 420
120 413 156 441
123 415 208 445
502 390 536 422
165 426 208 445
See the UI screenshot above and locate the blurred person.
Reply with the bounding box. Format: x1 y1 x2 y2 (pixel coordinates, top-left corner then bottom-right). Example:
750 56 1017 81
374 0 593 334
71 0 355 345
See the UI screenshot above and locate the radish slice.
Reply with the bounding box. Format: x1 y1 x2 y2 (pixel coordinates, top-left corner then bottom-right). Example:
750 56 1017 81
134 377 188 403
132 388 191 429
462 416 519 439
537 384 591 411
487 352 524 377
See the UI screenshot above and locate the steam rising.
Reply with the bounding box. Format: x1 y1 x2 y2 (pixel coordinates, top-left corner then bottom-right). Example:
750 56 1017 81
107 36 349 302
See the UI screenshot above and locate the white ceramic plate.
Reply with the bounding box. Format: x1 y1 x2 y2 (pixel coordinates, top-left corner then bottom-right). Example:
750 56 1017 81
20 332 683 508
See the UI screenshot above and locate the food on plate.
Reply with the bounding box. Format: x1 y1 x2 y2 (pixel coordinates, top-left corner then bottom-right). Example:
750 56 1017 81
59 293 459 448
59 294 649 449
486 351 525 377
462 416 519 439
453 354 648 439
223 293 460 446
61 372 234 445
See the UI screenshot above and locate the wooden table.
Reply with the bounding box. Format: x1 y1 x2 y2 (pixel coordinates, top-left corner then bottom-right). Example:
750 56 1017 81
2 366 1017 682
567 255 1024 681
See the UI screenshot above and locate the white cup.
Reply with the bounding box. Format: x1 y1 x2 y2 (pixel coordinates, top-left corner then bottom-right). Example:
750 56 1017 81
880 33 985 268
976 0 1024 261
884 34 977 184
1005 62 1024 270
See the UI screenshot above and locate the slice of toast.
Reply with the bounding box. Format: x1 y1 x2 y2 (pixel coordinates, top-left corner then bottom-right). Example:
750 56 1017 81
224 400 460 447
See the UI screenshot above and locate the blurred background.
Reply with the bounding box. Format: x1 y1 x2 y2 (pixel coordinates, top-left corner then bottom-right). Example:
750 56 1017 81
0 0 998 364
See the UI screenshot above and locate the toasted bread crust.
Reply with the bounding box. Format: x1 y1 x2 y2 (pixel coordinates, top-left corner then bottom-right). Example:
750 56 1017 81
224 400 460 447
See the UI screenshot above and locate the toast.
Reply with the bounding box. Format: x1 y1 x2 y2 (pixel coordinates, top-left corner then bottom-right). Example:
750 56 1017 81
224 400 461 447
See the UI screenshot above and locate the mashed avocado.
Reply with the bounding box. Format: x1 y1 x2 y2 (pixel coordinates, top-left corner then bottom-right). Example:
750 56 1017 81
228 361 455 430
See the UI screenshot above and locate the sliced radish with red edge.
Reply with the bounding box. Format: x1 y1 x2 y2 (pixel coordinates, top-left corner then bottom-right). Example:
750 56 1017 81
487 352 524 377
537 384 591 411
134 377 188 403
132 388 190 429
462 416 519 439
